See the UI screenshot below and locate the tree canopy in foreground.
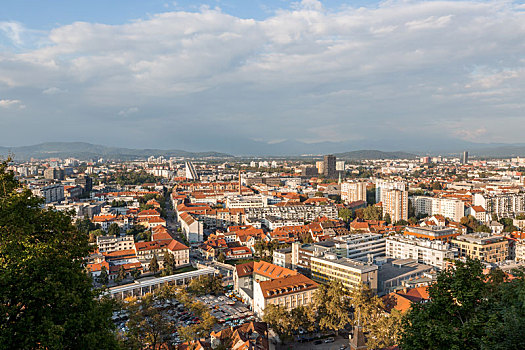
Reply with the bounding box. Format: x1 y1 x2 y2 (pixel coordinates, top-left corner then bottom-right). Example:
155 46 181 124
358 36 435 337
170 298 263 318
0 160 118 349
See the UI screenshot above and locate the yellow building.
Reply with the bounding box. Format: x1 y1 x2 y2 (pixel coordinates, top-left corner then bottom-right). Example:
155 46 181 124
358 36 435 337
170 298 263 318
310 255 378 293
451 233 508 263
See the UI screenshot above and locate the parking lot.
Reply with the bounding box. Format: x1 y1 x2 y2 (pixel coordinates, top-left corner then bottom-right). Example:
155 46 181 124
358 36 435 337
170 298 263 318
196 294 255 329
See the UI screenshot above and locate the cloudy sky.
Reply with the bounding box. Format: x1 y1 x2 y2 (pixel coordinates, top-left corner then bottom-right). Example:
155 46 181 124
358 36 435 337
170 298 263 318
0 0 524 153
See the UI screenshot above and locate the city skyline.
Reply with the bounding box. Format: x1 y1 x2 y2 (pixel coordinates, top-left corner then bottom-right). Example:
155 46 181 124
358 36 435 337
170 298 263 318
1 0 524 153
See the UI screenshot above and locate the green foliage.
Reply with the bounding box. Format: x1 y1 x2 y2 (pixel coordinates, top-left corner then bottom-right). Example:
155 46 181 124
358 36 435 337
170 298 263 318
75 216 97 234
262 304 293 341
0 159 118 349
217 252 226 263
338 208 353 222
98 265 109 285
460 215 489 233
383 213 392 225
108 222 120 236
113 170 160 186
363 205 382 221
149 255 159 274
312 280 353 333
124 294 172 349
187 275 224 296
400 259 525 350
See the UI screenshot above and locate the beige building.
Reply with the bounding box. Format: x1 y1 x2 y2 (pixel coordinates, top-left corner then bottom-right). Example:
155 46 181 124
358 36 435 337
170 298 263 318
310 255 378 293
386 234 457 269
452 233 509 263
253 274 318 316
382 188 408 223
341 181 367 204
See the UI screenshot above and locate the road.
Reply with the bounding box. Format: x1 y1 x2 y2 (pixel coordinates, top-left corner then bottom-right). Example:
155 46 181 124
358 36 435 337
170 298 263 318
275 336 349 350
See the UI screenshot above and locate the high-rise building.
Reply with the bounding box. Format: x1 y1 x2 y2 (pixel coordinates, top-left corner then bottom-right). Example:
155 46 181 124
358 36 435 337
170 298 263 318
315 161 324 175
375 180 406 204
323 154 336 179
382 188 408 223
43 167 65 180
341 181 367 204
75 175 93 193
462 151 469 164
185 161 199 180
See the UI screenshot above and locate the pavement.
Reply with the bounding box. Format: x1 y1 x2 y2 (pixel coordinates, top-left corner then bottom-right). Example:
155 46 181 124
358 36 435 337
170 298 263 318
275 336 349 350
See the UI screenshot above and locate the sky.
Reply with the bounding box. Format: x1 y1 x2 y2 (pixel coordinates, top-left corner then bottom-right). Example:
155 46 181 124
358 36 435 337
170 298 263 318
1 0 524 154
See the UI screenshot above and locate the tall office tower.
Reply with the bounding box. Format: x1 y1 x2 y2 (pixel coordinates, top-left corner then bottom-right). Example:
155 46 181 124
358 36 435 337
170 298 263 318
323 154 336 179
375 180 406 204
75 174 93 193
185 161 199 180
43 167 65 180
462 151 469 164
315 161 325 175
341 181 367 204
382 188 408 223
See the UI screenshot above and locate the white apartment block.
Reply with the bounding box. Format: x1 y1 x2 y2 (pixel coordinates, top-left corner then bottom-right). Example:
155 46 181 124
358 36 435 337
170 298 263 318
341 181 367 204
386 235 457 269
412 196 465 222
245 205 338 222
473 193 525 218
96 235 135 253
515 240 525 262
382 188 408 222
32 184 65 204
375 180 406 204
334 234 386 262
226 195 268 209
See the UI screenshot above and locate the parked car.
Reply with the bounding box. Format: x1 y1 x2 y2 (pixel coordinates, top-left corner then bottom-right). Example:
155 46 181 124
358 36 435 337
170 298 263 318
313 340 323 345
324 337 335 343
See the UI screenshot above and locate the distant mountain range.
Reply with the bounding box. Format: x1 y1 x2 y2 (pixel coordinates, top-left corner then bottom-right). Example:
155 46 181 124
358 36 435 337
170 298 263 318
3 141 525 161
334 150 418 160
0 142 233 161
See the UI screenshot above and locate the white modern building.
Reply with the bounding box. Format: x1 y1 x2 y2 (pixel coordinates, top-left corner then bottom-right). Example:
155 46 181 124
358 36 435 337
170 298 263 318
386 235 458 269
334 234 386 262
382 188 408 222
96 235 135 253
411 196 465 222
341 181 367 204
375 180 406 204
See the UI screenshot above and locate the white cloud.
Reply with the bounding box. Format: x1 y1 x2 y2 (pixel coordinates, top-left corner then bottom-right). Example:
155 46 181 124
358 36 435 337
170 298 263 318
0 99 25 109
118 107 139 116
42 87 68 95
0 1 524 149
0 21 24 45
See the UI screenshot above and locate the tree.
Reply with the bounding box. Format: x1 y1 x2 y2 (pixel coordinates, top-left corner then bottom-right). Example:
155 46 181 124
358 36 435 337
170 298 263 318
162 250 175 275
217 252 226 263
400 259 490 350
75 216 97 234
116 265 126 283
367 309 403 349
149 254 159 274
262 304 292 341
383 213 392 225
0 159 118 349
124 294 173 349
98 265 109 285
107 222 120 236
188 275 224 296
290 305 316 333
338 208 353 222
312 280 353 334
363 205 382 221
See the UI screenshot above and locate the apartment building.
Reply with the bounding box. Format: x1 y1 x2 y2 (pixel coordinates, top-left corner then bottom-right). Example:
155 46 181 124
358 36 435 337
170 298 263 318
253 274 318 316
515 240 525 262
245 205 338 223
473 193 525 217
341 181 367 205
273 247 292 268
310 255 378 293
96 235 135 253
404 226 460 242
386 235 457 269
382 188 408 223
333 233 386 262
226 195 268 209
451 233 509 263
375 180 406 204
411 196 465 222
